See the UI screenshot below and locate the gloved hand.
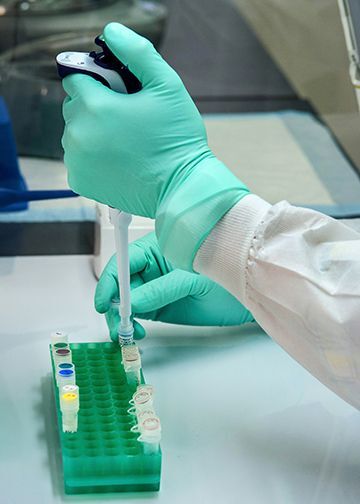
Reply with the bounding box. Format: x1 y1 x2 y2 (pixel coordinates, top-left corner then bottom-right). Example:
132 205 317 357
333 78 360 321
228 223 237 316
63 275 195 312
95 233 254 341
62 22 250 271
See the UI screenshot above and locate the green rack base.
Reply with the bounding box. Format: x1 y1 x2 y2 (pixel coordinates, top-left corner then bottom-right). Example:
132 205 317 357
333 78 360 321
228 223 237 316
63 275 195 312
50 341 161 494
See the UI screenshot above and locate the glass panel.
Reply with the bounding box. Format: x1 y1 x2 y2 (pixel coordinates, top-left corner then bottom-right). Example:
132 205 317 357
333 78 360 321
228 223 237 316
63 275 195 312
0 0 359 257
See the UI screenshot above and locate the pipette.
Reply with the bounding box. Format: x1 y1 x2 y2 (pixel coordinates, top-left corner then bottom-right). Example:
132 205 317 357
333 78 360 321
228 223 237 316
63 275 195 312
109 209 134 345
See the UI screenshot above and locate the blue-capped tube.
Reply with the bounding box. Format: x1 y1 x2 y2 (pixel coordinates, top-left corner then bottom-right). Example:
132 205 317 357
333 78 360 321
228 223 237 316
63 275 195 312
56 362 75 386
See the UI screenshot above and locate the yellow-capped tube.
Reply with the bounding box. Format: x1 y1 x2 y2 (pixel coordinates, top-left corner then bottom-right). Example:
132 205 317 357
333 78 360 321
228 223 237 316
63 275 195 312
60 385 79 433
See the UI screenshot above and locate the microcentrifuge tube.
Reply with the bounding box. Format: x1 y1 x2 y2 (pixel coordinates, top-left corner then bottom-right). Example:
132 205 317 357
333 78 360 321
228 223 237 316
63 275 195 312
137 416 161 455
136 384 154 395
57 368 76 389
52 342 69 357
51 331 68 348
61 384 79 396
56 362 75 386
59 384 80 401
130 408 157 431
60 390 79 433
121 344 141 385
54 347 72 366
128 389 154 415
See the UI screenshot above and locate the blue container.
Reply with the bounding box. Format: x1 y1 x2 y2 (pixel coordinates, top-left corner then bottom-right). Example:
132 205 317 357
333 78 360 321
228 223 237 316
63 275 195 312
0 96 28 211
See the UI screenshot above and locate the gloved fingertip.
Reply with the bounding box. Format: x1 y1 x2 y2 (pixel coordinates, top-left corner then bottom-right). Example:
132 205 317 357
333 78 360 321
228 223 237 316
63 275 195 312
95 301 108 314
103 22 137 41
109 326 118 343
103 22 122 36
133 320 146 340
94 291 110 314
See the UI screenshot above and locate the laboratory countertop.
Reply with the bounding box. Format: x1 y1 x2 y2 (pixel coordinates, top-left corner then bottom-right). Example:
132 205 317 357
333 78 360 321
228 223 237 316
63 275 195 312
0 254 359 504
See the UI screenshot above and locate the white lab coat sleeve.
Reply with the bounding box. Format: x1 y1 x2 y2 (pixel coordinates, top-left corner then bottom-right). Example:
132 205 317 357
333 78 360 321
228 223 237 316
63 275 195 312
193 194 360 410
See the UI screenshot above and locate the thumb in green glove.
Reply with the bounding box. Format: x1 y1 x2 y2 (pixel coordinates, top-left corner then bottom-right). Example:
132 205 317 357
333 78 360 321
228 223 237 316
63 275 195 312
95 233 254 341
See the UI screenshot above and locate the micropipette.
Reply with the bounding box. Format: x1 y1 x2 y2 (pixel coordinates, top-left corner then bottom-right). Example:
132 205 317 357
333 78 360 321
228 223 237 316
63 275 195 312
56 35 142 346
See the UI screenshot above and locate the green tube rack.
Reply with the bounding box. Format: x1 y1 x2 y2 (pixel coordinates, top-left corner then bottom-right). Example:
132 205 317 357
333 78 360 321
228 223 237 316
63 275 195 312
50 341 161 494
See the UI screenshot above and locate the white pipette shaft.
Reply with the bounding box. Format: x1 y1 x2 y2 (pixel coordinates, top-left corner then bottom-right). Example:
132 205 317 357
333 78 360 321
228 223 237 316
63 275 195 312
109 208 134 342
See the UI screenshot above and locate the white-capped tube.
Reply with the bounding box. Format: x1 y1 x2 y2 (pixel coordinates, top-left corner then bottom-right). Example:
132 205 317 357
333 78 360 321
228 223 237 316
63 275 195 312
60 390 79 433
61 384 79 396
51 331 68 348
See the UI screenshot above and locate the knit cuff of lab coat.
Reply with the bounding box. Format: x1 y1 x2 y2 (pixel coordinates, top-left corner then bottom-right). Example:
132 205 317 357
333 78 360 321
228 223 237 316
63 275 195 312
193 194 271 302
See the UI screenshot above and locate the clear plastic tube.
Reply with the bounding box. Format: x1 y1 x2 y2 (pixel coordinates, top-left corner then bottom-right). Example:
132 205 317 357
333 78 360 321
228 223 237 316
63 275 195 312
121 344 142 385
61 384 79 396
128 386 160 454
137 416 161 455
137 384 154 395
55 362 75 386
51 331 68 349
60 389 79 433
54 347 72 366
57 368 76 389
52 341 69 357
128 389 153 415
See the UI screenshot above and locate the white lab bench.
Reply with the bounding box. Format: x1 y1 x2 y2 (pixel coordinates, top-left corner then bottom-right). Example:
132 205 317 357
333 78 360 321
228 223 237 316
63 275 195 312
0 254 359 504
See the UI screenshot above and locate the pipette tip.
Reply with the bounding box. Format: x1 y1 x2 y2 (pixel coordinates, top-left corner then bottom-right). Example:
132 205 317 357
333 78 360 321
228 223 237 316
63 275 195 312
118 326 134 346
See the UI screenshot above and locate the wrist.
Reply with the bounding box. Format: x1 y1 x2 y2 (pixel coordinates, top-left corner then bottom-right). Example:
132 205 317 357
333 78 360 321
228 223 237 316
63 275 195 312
194 195 271 301
155 155 250 271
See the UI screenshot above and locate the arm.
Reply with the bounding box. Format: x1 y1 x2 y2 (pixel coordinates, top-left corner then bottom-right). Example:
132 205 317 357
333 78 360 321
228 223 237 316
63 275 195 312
61 23 360 410
193 195 360 410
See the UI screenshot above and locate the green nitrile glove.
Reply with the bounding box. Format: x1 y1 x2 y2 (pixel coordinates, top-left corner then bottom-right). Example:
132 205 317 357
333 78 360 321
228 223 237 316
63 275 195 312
95 233 254 341
62 22 250 271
